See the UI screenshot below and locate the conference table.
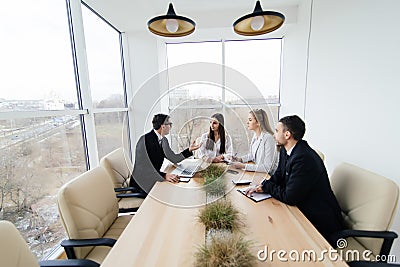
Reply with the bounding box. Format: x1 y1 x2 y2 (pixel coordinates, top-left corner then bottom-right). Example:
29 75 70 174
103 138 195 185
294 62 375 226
101 164 348 267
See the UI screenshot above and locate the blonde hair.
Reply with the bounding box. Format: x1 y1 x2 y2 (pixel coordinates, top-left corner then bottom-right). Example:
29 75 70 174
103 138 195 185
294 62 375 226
250 109 274 135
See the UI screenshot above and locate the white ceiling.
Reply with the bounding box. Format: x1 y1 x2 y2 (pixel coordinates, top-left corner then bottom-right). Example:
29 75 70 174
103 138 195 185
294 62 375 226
83 0 301 32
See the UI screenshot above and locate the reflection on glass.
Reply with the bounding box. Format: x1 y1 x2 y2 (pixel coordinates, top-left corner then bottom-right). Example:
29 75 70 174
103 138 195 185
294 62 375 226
94 111 126 159
81 4 125 107
0 116 86 258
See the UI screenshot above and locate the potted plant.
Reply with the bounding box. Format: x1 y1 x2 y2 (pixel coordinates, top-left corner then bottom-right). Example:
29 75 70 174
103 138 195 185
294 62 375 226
195 232 256 267
198 199 241 232
199 164 227 198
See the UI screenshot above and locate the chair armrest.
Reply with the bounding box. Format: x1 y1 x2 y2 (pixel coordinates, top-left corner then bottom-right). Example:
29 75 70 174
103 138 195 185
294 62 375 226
61 238 116 259
114 187 138 193
116 192 147 199
39 259 100 267
333 229 398 257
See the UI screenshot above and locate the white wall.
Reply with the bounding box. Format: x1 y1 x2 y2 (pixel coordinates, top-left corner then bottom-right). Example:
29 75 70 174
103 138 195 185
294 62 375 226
305 0 400 261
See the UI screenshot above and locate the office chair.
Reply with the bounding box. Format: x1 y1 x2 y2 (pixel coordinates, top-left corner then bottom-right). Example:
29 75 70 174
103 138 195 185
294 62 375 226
331 163 399 262
57 166 133 264
313 148 325 161
0 220 99 267
100 148 146 212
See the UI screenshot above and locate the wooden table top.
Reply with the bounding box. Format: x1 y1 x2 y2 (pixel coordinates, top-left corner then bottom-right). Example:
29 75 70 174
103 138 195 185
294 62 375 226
101 165 348 267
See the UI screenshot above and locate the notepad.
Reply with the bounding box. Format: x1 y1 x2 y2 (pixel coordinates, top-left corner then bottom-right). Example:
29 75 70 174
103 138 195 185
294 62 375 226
237 187 272 202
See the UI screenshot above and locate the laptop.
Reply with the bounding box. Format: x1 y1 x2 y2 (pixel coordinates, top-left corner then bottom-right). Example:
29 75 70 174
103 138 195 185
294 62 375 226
170 158 202 181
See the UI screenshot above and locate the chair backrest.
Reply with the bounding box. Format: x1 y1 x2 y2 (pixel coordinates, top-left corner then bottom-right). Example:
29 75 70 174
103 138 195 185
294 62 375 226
314 149 325 161
100 148 132 188
331 162 399 255
0 220 39 267
57 166 119 259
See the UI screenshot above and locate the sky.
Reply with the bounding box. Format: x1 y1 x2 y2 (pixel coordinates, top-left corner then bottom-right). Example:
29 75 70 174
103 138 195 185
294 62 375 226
0 0 122 103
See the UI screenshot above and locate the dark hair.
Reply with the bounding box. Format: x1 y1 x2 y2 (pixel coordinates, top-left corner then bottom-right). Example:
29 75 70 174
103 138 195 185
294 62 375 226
279 115 305 141
152 114 169 130
206 113 226 154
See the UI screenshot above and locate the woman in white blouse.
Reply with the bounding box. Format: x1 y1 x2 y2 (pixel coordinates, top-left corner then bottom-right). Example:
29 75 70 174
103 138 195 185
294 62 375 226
198 113 233 163
231 109 278 174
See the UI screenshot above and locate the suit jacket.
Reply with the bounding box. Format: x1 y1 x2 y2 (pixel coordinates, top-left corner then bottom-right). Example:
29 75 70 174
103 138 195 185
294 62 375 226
130 130 192 193
261 140 343 245
241 132 279 173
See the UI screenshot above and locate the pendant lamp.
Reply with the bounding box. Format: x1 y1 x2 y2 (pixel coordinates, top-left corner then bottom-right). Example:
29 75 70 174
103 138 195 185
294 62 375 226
233 1 285 36
148 3 195 37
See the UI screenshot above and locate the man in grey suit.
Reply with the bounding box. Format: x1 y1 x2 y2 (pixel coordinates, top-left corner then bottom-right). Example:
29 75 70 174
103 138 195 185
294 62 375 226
129 114 200 193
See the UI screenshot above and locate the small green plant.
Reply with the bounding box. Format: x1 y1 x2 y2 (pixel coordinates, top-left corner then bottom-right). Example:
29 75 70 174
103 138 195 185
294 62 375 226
200 164 227 196
195 233 256 267
198 200 241 231
198 164 226 178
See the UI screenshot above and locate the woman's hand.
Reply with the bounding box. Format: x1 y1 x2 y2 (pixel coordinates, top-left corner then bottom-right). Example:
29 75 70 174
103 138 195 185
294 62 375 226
231 162 245 169
212 155 224 163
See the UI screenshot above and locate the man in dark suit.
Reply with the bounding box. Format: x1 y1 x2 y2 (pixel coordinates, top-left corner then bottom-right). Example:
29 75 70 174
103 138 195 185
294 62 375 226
129 114 200 193
246 115 343 245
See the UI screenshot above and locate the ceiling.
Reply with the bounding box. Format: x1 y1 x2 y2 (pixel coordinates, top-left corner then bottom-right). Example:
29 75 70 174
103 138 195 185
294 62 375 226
83 0 301 32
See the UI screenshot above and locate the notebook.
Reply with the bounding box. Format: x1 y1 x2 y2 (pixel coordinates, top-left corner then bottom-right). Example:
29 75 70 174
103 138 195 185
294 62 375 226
237 187 272 202
170 158 202 179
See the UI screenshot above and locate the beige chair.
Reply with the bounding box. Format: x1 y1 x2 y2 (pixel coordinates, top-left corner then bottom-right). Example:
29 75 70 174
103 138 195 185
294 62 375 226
331 162 399 260
0 220 99 267
314 148 325 161
100 148 146 212
57 166 133 264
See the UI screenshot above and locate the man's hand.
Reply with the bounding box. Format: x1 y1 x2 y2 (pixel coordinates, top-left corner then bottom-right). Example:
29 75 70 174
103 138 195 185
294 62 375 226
245 184 263 196
189 141 201 152
165 173 180 183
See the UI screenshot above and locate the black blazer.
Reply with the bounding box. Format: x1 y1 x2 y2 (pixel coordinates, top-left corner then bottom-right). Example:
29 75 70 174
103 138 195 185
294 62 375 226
262 140 343 245
130 130 192 193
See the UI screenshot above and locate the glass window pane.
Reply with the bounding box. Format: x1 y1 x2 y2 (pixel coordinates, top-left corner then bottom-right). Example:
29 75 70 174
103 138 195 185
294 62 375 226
0 0 77 110
225 39 282 103
166 41 222 67
0 116 86 258
168 107 223 152
94 111 127 159
81 5 125 108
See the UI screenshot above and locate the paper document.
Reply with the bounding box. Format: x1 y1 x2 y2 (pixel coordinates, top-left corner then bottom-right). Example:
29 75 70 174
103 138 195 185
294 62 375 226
237 187 272 203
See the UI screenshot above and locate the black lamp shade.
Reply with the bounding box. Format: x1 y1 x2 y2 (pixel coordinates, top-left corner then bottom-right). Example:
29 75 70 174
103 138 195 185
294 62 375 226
148 3 195 37
233 1 285 36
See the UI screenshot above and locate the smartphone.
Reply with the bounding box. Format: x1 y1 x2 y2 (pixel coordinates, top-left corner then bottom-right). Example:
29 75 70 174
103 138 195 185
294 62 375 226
232 179 251 185
179 177 191 183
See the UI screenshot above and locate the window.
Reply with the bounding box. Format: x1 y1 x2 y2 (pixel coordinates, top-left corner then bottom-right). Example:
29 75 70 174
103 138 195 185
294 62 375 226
0 0 85 258
0 0 129 259
166 39 282 154
81 3 129 160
